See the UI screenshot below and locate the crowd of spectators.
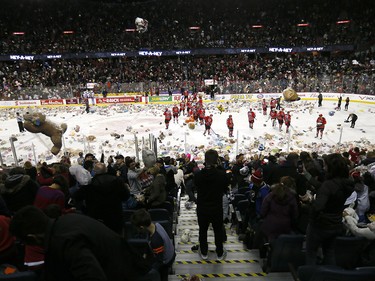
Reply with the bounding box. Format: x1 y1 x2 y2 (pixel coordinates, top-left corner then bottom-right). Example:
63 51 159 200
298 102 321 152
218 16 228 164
1 53 374 100
0 0 374 100
0 0 374 53
0 145 375 277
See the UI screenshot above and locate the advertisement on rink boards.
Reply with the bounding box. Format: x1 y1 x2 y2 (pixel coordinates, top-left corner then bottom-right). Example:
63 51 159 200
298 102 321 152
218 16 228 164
149 96 173 102
95 96 137 104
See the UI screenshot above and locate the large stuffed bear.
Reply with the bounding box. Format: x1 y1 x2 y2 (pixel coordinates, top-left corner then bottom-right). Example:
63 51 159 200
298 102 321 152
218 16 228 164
282 87 301 102
24 112 67 155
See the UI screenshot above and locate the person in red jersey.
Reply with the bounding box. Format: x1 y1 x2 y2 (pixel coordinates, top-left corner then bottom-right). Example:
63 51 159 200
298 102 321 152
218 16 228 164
247 108 256 129
269 108 277 127
226 115 234 137
179 101 186 115
172 104 179 123
277 108 285 132
270 98 277 113
164 108 172 129
262 99 268 115
204 114 213 136
316 114 327 139
198 107 205 125
284 111 292 133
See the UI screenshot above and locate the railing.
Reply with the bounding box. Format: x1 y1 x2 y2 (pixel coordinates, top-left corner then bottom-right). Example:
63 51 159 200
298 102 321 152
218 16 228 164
1 74 374 100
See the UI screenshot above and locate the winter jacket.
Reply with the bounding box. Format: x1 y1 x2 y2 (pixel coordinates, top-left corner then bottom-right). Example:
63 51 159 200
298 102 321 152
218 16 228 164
0 175 39 213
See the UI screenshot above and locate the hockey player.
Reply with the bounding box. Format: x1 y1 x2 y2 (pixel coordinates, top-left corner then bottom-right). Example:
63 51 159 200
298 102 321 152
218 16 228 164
226 115 234 137
284 111 291 133
344 97 350 111
217 104 225 114
164 108 172 129
270 98 277 113
186 100 192 115
277 108 285 132
247 108 256 129
172 104 179 123
269 108 277 127
203 114 213 136
262 99 268 115
179 100 186 115
346 113 358 128
316 114 327 139
198 107 205 125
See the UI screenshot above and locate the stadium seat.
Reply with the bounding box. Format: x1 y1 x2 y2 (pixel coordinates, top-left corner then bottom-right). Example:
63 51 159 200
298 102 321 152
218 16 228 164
334 236 368 269
262 234 306 273
0 271 37 280
297 265 375 281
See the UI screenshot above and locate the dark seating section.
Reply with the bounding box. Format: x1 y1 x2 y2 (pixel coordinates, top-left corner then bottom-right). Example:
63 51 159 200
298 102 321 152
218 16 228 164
334 236 369 269
0 271 37 280
297 265 375 281
262 234 306 273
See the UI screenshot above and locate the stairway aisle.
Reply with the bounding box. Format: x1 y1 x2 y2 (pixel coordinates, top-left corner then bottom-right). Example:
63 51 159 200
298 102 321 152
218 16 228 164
169 196 294 281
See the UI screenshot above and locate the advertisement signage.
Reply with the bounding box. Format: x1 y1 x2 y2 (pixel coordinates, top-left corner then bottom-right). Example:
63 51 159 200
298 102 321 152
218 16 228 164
40 99 64 106
95 97 135 104
149 96 173 102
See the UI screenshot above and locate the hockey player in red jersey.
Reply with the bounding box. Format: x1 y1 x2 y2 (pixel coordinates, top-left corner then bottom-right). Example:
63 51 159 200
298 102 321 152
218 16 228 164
198 107 205 125
203 114 213 136
270 98 277 113
277 108 285 132
179 101 186 115
227 115 234 137
316 114 327 139
164 108 172 129
247 108 256 129
172 104 179 123
284 111 291 133
269 108 277 127
262 99 268 115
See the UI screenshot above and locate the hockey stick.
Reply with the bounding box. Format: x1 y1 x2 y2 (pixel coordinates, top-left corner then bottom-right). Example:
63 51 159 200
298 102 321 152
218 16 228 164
302 126 317 133
210 128 220 137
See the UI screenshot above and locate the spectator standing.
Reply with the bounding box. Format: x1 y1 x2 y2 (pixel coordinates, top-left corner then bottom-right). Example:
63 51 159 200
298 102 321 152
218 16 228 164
75 162 130 234
194 149 230 260
305 153 354 265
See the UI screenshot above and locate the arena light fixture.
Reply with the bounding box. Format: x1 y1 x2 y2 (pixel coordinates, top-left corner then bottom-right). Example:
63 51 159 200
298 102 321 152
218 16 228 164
189 26 200 30
63 30 74 34
125 28 136 32
12 32 25 35
297 23 310 27
252 25 263 28
337 20 350 24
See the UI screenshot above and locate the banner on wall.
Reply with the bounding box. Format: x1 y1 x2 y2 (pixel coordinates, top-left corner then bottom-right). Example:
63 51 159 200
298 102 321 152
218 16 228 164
40 99 64 106
149 96 173 102
95 97 135 104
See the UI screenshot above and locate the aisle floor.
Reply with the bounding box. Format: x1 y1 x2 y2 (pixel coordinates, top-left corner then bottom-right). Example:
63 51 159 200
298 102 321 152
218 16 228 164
169 196 295 280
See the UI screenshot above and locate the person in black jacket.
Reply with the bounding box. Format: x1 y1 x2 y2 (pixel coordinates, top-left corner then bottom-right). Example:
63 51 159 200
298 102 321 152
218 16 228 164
75 162 130 234
305 153 354 265
10 206 154 281
0 167 39 214
194 149 230 261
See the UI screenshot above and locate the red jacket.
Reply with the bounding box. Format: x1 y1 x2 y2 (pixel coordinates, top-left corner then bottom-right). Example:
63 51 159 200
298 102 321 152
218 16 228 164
227 117 234 128
248 111 256 122
316 116 326 129
164 110 172 120
204 116 213 126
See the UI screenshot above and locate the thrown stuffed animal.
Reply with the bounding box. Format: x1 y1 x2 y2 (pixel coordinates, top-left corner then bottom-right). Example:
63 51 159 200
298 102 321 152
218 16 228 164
24 112 67 155
180 229 191 243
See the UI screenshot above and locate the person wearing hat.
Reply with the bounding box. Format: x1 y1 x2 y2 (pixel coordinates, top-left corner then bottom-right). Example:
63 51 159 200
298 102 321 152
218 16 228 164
24 161 37 182
249 169 271 219
316 114 326 139
226 115 234 137
110 154 129 185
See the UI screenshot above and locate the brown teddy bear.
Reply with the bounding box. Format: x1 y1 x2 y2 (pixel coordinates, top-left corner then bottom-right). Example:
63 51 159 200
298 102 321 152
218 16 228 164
23 112 67 155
